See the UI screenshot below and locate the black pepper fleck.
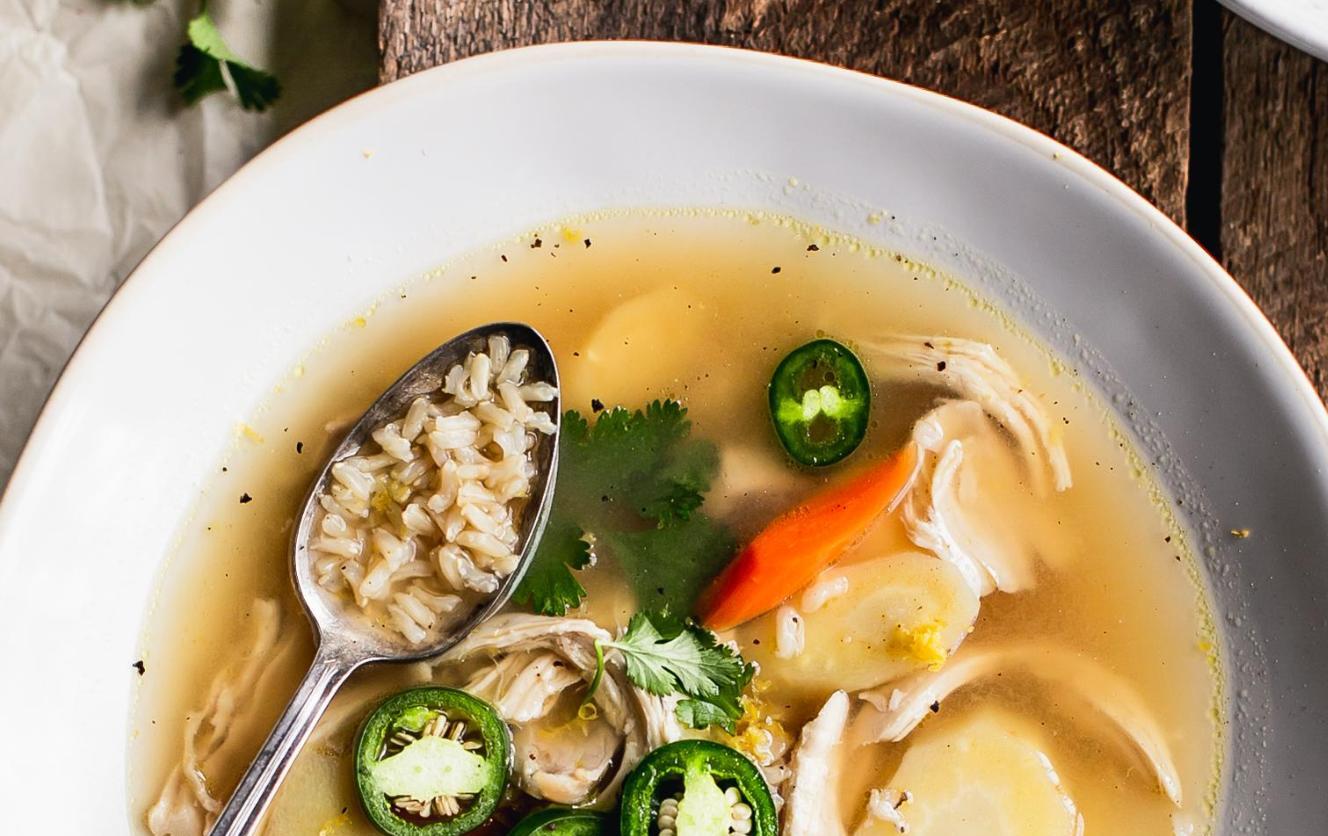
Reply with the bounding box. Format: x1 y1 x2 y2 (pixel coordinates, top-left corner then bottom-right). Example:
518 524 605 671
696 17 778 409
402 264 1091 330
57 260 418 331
500 254 508 262
806 243 819 252
771 266 782 274
531 237 542 249
591 398 605 413
296 441 304 454
239 493 253 504
936 360 947 372
132 660 146 676
929 701 941 713
584 238 592 248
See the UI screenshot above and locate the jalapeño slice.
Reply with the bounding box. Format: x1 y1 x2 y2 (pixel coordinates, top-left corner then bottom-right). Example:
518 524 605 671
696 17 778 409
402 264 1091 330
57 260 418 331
768 338 871 466
619 740 777 836
355 687 510 836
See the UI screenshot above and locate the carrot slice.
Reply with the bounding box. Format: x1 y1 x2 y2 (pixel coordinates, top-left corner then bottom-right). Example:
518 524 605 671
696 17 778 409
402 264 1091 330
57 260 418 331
697 444 919 631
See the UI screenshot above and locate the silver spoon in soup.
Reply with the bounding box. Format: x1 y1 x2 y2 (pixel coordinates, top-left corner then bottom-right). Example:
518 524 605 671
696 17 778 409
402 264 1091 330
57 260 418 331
210 322 561 835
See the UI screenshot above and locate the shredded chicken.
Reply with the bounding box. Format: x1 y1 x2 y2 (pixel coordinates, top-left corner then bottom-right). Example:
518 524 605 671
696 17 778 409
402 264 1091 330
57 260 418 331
783 690 851 836
861 335 1071 494
438 613 679 806
852 642 1183 805
147 599 291 836
855 787 911 834
463 650 582 723
901 400 1045 596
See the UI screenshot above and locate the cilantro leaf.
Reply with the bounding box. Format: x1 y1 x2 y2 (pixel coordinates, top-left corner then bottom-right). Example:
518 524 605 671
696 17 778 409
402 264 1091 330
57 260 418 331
598 522 735 622
174 11 280 112
174 43 227 104
513 400 734 615
509 518 591 616
599 612 753 733
676 697 740 733
605 613 729 697
636 431 719 525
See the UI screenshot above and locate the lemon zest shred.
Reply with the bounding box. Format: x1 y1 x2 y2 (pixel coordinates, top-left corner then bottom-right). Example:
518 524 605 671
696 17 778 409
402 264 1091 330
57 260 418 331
890 621 949 670
718 679 790 768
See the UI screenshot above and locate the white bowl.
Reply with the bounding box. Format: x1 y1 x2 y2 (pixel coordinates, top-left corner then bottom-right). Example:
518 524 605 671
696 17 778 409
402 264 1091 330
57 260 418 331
1 43 1325 833
1222 0 1328 62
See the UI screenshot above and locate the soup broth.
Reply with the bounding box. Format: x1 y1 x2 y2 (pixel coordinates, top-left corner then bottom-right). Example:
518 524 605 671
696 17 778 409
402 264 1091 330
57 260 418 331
129 210 1222 834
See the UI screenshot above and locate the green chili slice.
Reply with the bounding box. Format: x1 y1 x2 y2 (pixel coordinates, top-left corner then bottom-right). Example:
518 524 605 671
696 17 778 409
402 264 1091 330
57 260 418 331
619 740 777 836
511 806 611 835
768 338 871 466
355 687 510 836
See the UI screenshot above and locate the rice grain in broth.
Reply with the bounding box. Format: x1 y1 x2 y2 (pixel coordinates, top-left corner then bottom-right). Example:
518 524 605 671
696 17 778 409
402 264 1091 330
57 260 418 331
128 210 1222 834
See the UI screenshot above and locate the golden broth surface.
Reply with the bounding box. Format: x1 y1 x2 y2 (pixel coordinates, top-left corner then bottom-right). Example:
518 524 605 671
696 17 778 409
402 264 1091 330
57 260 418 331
127 211 1222 834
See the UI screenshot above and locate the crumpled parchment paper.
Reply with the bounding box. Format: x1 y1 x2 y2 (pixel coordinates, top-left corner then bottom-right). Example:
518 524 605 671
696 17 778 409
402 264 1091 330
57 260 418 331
0 0 378 488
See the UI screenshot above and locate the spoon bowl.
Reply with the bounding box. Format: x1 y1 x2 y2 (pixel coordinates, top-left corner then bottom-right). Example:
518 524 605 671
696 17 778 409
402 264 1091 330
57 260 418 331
209 321 561 835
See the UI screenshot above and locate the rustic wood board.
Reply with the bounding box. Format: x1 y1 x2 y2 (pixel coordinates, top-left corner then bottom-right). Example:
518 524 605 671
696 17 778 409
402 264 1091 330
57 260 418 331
1221 10 1328 397
378 1 1192 222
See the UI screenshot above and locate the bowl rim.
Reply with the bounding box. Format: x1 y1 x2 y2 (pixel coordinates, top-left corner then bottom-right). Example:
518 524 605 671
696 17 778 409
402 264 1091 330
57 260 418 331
4 40 1325 513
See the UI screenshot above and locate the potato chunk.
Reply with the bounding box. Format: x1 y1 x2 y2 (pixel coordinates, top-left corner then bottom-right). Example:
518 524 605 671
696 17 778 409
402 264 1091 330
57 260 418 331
748 552 979 694
566 286 709 407
861 710 1082 836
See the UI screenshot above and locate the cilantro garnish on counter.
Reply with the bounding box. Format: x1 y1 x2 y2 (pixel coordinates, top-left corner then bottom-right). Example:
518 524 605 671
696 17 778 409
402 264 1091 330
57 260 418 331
592 612 755 733
512 400 735 616
174 9 281 111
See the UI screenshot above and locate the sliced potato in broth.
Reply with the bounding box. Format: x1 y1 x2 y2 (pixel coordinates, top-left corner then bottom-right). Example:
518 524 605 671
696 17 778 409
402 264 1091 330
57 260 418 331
865 709 1082 836
747 552 979 694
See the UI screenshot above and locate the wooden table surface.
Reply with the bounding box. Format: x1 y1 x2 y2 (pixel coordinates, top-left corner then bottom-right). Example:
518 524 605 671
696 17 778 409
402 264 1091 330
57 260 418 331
378 1 1328 401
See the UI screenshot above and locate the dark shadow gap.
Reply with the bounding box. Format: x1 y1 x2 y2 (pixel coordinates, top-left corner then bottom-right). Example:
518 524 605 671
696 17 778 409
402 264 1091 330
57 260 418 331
1186 0 1225 260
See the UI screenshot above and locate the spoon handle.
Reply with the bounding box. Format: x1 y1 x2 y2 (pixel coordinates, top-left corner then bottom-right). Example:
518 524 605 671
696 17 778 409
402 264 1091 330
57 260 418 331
209 642 360 835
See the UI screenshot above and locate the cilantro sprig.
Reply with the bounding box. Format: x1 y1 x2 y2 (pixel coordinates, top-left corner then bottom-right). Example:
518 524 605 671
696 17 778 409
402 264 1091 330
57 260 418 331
174 9 280 111
512 400 735 616
131 2 281 112
590 612 755 733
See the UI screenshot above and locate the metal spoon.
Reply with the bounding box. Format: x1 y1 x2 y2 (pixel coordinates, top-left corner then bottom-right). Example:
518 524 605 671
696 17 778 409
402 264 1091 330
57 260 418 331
210 322 560 835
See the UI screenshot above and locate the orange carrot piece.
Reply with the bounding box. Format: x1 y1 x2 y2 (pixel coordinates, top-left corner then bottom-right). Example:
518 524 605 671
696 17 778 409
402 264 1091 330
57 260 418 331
697 444 920 631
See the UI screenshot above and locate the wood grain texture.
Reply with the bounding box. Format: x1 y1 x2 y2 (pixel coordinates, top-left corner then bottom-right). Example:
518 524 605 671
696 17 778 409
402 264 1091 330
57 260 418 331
378 1 1192 222
1221 12 1328 397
